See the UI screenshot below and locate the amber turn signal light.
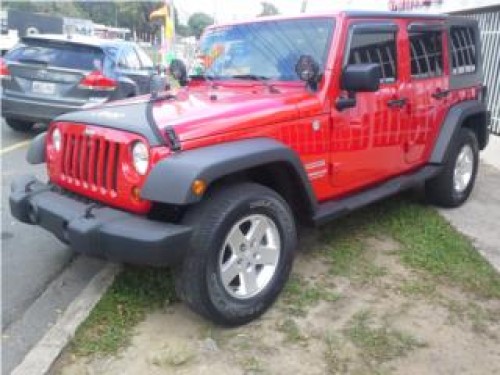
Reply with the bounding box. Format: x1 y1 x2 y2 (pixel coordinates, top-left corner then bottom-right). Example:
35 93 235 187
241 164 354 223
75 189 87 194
192 179 207 196
131 186 142 201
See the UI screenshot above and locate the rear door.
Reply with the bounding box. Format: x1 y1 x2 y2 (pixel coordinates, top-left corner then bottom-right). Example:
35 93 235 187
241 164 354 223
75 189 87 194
116 45 151 95
330 21 406 193
404 22 449 165
3 38 105 103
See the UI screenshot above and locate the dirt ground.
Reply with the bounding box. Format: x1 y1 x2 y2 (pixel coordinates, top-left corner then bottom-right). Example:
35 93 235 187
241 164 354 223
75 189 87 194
55 231 500 375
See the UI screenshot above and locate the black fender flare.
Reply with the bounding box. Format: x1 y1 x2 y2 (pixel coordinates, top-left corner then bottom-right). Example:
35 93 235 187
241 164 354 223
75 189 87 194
141 138 318 210
26 132 46 164
430 100 489 165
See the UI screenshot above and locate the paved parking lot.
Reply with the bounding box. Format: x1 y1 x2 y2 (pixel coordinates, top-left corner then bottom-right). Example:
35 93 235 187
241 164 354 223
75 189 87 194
1 120 106 373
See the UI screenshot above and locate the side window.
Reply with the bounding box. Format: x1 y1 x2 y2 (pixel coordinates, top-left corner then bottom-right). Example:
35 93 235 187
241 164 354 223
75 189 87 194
135 47 154 69
409 31 444 79
118 47 141 70
347 31 397 83
450 26 477 75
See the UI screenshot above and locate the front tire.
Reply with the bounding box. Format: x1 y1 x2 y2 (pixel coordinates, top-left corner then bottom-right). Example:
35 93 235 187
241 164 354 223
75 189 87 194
4 118 35 132
425 128 479 208
175 183 297 326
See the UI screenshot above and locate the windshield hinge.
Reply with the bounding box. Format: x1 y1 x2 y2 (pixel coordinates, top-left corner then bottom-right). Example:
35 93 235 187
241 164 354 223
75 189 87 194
165 126 182 152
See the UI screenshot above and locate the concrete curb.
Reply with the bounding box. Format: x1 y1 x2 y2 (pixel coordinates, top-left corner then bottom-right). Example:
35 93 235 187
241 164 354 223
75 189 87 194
11 263 121 375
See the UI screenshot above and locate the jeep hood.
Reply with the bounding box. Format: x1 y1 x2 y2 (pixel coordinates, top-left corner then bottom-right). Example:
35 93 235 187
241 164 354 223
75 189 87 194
151 85 312 142
55 84 317 147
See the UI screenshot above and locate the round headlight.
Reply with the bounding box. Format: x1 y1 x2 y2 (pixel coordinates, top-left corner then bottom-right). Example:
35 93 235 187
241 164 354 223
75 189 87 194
52 128 62 152
132 141 149 175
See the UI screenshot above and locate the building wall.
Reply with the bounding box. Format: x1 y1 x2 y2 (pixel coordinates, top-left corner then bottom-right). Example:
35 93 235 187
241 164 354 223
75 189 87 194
468 9 500 135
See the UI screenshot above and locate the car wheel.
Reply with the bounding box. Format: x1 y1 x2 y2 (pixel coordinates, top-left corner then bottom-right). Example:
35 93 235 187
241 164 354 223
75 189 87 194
425 128 479 208
5 118 35 132
175 183 297 326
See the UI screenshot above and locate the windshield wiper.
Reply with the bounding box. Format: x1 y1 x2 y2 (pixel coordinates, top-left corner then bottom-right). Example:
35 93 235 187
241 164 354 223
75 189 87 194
231 74 279 93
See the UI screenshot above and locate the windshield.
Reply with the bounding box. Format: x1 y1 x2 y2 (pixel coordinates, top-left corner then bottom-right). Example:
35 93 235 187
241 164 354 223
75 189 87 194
197 18 335 81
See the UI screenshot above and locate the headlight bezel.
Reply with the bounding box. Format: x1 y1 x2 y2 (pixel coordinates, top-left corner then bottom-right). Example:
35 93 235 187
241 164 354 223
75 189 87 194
131 141 150 176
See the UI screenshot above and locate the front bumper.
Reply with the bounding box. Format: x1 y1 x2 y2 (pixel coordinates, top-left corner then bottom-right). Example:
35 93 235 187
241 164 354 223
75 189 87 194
9 176 192 266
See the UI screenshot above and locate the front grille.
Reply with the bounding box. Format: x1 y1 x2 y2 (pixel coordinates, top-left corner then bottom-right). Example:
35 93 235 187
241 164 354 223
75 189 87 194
61 131 121 195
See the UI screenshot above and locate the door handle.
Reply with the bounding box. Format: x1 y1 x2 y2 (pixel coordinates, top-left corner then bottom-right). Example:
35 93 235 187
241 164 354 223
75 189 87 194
387 98 408 108
432 89 450 100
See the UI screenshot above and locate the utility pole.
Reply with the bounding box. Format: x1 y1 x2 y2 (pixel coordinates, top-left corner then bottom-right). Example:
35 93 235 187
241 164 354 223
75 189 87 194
301 0 308 13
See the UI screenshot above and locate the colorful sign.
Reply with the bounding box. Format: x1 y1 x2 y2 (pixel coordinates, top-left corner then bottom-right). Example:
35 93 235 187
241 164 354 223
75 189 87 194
388 0 443 11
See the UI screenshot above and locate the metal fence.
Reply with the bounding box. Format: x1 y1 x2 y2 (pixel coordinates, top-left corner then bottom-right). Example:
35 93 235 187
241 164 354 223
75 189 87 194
466 9 500 135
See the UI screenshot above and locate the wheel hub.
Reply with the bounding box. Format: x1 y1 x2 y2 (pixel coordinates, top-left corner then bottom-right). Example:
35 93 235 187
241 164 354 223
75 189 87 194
453 144 474 193
218 214 281 300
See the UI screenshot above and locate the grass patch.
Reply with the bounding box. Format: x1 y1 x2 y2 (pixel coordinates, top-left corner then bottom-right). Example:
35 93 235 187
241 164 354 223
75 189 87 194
72 266 176 356
276 318 308 344
398 279 438 298
281 275 340 316
380 201 500 299
239 356 265 373
445 299 500 336
320 197 500 299
318 222 386 285
324 333 351 374
345 310 426 363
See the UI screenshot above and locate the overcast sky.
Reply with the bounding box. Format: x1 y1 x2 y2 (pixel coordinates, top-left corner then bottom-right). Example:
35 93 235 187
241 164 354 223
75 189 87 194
174 0 388 24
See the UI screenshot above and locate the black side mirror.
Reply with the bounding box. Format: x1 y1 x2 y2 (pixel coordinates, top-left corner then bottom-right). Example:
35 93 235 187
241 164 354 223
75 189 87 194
336 64 382 111
169 59 188 87
295 55 321 91
341 63 382 92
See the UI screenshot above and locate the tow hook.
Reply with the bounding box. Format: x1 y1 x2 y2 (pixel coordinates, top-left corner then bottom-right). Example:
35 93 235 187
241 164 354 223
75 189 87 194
84 203 102 219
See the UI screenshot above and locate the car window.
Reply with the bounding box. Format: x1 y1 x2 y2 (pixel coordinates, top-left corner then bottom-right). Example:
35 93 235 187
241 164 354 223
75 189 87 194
347 31 397 83
135 46 154 69
409 31 444 79
6 39 104 70
450 26 477 75
118 46 141 70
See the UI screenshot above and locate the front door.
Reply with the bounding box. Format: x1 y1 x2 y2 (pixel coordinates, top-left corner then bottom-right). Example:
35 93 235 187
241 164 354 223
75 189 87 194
330 22 407 194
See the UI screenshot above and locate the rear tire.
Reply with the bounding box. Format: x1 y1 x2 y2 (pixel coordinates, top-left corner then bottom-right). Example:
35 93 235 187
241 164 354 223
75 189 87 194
175 183 297 326
4 118 35 132
425 128 479 208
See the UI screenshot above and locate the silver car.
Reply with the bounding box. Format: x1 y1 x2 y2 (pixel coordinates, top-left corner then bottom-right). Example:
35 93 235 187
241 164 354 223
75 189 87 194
1 34 157 131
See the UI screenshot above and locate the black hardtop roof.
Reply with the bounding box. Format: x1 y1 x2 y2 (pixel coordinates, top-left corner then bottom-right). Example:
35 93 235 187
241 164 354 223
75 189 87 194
341 10 447 20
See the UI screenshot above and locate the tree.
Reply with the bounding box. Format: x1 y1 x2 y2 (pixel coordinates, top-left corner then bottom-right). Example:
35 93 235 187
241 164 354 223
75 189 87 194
258 2 279 17
187 12 214 39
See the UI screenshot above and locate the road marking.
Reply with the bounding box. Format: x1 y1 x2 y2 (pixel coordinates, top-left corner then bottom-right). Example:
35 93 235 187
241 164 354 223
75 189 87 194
0 140 31 155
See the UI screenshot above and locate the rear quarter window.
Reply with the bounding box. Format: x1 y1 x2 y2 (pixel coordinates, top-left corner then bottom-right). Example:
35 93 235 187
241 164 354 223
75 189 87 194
5 40 104 71
450 26 477 75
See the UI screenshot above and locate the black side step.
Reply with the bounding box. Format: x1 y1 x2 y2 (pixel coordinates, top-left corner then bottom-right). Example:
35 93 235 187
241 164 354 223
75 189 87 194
313 165 441 226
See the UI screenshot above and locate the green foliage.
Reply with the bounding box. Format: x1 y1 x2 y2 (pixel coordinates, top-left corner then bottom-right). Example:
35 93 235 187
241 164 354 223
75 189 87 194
188 12 214 39
2 1 192 38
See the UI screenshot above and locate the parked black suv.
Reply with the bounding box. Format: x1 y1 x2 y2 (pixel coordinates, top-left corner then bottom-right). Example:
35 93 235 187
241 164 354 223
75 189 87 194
1 34 157 131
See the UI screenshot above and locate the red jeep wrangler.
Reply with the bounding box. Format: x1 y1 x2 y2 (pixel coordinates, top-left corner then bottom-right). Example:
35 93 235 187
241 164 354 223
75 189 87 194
10 12 490 326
